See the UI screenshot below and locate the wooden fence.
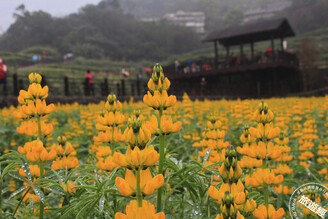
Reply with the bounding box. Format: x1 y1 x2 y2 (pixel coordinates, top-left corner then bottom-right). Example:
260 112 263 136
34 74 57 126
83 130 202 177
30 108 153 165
1 74 148 99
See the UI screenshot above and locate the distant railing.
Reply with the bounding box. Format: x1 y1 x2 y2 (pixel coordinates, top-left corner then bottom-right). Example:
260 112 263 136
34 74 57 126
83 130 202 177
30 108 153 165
0 74 148 98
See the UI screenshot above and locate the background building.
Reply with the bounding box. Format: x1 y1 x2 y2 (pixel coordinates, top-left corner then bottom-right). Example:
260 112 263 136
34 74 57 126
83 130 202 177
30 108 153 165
163 10 205 34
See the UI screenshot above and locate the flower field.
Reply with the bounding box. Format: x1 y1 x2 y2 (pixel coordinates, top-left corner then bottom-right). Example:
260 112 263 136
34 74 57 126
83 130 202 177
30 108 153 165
0 65 327 219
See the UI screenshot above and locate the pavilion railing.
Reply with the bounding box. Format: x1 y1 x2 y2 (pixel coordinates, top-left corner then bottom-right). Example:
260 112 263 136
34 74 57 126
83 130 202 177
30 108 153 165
165 51 299 75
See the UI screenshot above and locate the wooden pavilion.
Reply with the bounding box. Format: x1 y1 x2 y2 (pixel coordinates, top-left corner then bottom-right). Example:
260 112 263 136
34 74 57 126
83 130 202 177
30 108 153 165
166 18 302 98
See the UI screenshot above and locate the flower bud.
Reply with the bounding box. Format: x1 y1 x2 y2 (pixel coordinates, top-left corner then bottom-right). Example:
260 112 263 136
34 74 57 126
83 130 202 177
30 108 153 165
57 136 67 145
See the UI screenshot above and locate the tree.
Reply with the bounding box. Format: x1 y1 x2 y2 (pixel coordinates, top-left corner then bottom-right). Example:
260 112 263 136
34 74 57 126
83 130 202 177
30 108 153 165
298 38 319 91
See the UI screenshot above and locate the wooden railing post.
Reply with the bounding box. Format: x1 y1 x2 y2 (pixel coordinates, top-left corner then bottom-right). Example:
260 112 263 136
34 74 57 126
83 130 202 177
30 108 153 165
103 78 109 96
116 83 121 97
64 76 69 96
13 74 18 96
131 82 135 97
121 79 125 97
136 79 141 96
41 75 47 87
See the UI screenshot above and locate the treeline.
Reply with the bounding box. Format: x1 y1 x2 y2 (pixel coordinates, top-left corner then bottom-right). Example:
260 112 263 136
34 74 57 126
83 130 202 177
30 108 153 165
282 0 328 34
0 3 202 61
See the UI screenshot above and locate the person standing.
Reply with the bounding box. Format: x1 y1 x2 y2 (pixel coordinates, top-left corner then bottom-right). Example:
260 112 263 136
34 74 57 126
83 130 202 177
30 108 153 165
84 70 94 96
174 60 180 73
0 59 7 95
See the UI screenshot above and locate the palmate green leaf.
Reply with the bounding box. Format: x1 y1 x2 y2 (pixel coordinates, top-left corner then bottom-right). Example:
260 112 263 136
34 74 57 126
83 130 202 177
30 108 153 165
99 194 105 213
20 159 32 181
98 168 117 192
0 150 24 161
165 158 180 172
202 148 211 166
8 172 28 183
36 178 60 185
32 185 45 204
173 164 200 177
59 206 76 219
64 169 79 184
51 169 65 183
204 161 222 169
1 162 20 178
9 185 29 199
73 185 97 190
42 185 65 195
75 195 100 218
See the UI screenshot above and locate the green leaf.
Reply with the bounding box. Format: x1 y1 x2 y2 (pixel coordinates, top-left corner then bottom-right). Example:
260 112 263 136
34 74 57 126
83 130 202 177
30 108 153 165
8 172 28 183
9 185 29 199
165 158 179 172
32 185 45 204
60 206 76 219
42 185 65 195
21 160 32 181
202 148 211 166
2 162 20 178
99 195 105 213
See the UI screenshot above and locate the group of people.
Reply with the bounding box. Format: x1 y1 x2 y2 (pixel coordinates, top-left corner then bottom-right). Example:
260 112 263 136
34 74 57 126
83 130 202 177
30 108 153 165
227 47 275 67
174 59 213 74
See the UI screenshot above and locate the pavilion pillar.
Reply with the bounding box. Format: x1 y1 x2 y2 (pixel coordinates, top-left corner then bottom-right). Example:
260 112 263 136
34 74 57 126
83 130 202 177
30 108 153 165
280 37 284 51
271 38 275 61
214 40 218 69
240 44 244 64
250 42 254 63
226 46 230 57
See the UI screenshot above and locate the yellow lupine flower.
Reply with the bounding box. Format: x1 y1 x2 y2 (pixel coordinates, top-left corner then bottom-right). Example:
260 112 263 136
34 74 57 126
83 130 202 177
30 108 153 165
115 200 165 219
18 140 56 163
245 168 284 187
21 99 55 117
51 156 79 169
249 123 280 140
143 90 176 110
16 120 53 137
28 73 42 84
115 168 164 196
113 145 159 169
253 204 285 219
93 128 123 144
160 115 182 134
273 185 293 195
96 156 118 171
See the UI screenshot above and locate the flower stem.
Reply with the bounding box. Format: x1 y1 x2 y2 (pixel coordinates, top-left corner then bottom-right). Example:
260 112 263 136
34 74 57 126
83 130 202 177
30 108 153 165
136 168 143 207
111 127 115 155
13 187 31 217
0 177 3 219
157 109 165 212
264 183 269 214
39 164 44 219
37 116 42 140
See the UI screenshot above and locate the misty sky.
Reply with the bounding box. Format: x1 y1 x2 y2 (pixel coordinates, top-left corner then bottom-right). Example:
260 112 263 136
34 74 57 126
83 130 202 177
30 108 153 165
1 0 102 33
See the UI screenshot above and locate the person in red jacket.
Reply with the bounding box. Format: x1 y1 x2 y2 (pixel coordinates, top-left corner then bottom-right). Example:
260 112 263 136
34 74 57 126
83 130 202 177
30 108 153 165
84 69 94 96
0 59 7 95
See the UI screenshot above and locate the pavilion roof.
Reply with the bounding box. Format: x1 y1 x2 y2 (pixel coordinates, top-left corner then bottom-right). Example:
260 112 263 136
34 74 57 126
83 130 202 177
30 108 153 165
204 18 295 47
